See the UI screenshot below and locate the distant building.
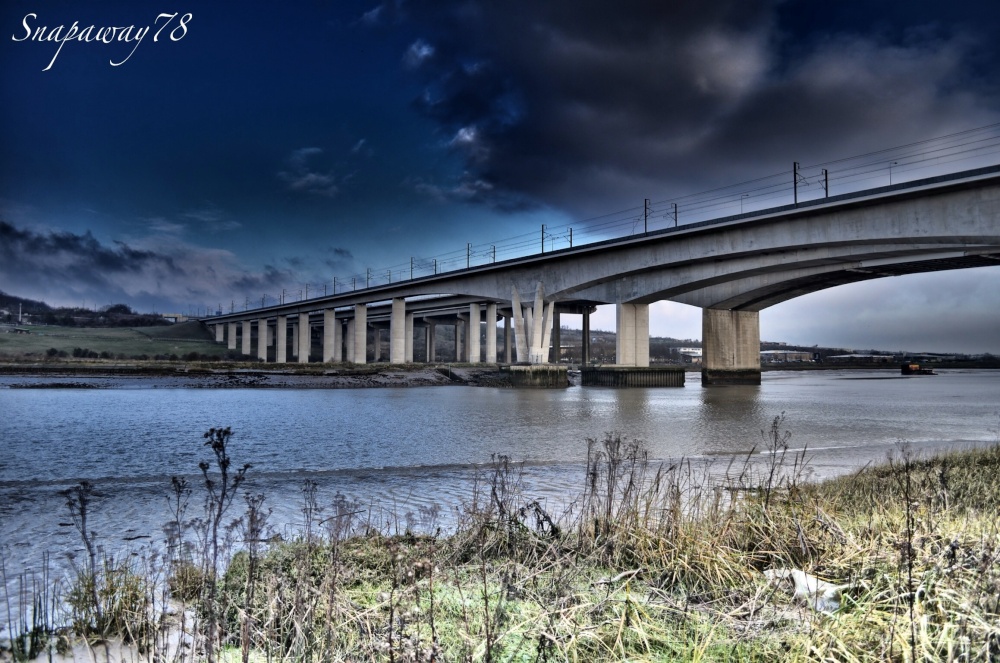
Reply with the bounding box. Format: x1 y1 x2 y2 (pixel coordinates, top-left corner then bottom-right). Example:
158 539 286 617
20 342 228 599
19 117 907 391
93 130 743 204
826 354 894 364
760 350 813 363
680 347 702 364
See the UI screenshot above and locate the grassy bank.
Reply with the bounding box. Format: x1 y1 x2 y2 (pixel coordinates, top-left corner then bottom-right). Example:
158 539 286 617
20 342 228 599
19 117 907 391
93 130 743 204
3 425 999 662
0 321 228 361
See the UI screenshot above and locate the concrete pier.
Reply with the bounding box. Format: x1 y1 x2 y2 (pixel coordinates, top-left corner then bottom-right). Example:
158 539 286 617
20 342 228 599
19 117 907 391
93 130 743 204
298 316 310 363
616 303 649 367
390 298 406 364
257 319 268 361
468 303 481 363
214 324 224 343
503 315 512 363
353 304 367 364
405 313 414 363
322 310 336 362
486 303 497 363
227 322 237 351
511 287 528 363
276 315 287 364
550 310 560 363
346 320 355 363
702 309 761 385
426 322 436 361
241 321 252 356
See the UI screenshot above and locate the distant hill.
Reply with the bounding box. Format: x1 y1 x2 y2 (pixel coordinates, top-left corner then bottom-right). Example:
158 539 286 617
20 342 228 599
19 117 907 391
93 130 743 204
0 291 169 328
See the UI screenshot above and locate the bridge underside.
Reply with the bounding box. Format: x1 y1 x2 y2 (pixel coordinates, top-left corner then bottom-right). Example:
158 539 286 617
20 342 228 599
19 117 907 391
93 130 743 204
718 254 1000 311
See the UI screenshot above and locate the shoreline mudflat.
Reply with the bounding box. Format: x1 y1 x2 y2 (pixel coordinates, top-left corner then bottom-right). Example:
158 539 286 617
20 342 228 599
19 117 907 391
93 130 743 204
0 361 514 388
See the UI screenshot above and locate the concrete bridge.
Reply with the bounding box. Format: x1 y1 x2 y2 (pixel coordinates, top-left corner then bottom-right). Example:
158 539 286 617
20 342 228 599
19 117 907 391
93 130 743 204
204 165 1000 385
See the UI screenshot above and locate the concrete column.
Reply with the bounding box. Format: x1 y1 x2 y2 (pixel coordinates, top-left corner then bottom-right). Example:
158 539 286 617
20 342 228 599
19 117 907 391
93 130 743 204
427 321 436 362
405 313 414 363
530 283 545 363
523 308 533 352
390 298 406 364
276 315 287 363
615 303 649 367
702 309 761 385
538 302 554 364
511 286 529 363
504 315 512 363
455 320 464 362
323 310 336 362
486 303 497 363
257 319 268 361
214 324 224 343
373 329 382 362
291 322 299 358
241 321 252 356
346 319 355 362
334 318 343 361
468 303 481 363
298 315 310 364
227 322 238 350
551 310 561 363
582 310 591 366
353 304 367 365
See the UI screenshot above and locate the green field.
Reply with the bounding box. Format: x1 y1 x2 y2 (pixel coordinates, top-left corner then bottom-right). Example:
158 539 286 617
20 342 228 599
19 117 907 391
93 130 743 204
0 321 229 359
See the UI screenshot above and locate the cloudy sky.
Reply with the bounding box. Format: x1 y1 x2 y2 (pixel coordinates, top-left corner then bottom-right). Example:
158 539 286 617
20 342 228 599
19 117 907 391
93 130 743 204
2 0 999 353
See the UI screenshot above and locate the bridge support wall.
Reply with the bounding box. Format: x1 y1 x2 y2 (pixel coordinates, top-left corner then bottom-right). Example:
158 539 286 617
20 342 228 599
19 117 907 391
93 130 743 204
616 303 649 367
702 309 761 385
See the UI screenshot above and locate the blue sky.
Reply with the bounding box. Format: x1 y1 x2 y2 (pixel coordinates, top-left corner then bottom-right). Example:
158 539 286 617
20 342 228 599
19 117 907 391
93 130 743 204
2 1 1000 353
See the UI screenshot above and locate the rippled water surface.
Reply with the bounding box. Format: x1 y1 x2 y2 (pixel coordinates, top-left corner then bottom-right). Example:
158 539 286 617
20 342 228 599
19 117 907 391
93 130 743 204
2 369 999 601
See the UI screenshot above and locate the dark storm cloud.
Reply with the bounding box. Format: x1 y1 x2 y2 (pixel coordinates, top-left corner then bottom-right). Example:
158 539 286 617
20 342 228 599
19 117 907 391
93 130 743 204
229 265 297 294
322 246 355 272
390 0 1000 212
277 146 367 198
0 220 178 284
0 220 310 311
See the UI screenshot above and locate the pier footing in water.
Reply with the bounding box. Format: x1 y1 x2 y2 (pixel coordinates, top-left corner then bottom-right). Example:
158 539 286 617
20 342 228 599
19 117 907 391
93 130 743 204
500 364 569 388
582 366 685 387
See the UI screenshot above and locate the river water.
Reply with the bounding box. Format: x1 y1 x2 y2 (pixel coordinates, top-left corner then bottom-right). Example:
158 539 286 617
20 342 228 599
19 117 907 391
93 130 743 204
1 369 999 607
